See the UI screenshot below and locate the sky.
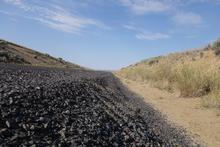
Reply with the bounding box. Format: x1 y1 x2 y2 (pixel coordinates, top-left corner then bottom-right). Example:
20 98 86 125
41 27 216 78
0 0 220 70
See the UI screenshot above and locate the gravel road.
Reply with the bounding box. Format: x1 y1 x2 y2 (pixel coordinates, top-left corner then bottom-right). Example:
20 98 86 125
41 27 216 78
0 64 199 146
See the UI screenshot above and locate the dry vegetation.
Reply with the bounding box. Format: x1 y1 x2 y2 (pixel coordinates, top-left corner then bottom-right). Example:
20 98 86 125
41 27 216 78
118 39 220 109
0 39 81 69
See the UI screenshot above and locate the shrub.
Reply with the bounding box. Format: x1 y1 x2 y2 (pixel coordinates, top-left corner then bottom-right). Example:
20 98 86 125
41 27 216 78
200 52 204 58
152 59 175 82
174 62 214 97
212 38 220 55
213 38 220 48
119 66 153 82
45 53 50 57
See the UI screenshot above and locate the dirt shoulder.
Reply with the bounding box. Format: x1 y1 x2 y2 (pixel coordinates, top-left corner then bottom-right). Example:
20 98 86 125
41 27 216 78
117 76 220 147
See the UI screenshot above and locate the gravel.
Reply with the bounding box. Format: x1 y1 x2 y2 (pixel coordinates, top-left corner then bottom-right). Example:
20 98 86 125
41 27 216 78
0 64 199 146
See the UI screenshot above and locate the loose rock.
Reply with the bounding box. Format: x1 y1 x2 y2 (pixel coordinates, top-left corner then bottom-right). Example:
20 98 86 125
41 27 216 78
0 64 198 146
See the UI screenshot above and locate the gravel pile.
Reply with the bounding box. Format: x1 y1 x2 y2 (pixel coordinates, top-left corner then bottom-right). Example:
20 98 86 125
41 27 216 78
0 64 199 146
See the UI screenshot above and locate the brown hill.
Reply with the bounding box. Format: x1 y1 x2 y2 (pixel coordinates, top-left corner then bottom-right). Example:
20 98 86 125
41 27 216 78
0 39 81 68
117 38 220 101
116 38 220 147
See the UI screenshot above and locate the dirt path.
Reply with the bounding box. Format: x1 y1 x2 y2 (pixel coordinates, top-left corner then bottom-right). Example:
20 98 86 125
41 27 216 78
118 77 220 147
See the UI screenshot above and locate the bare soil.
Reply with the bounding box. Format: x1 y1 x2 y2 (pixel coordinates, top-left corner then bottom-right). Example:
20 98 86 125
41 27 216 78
118 77 220 147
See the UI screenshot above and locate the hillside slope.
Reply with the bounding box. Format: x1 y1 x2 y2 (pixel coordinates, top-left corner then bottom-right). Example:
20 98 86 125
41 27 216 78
117 39 220 107
0 39 81 68
116 39 220 147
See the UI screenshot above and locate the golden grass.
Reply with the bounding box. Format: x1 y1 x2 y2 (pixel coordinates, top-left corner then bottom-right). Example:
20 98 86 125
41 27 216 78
174 62 213 97
118 50 220 109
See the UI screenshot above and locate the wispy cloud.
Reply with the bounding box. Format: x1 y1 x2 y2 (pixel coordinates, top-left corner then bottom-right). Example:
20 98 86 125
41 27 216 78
4 0 31 11
123 24 171 41
3 0 109 34
136 32 170 40
4 0 22 5
172 12 203 26
119 0 170 14
123 24 142 31
119 0 204 28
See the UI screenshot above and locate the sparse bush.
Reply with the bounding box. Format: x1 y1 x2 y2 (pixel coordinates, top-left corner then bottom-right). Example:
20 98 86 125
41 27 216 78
148 59 159 66
204 44 211 50
192 57 196 61
213 38 220 48
152 59 175 82
208 72 220 108
174 63 212 97
119 66 152 81
200 52 204 58
0 50 29 64
0 51 10 61
45 53 50 57
148 56 163 66
0 40 7 45
212 38 220 55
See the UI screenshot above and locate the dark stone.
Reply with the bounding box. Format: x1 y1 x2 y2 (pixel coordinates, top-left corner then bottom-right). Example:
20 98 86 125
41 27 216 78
0 64 198 146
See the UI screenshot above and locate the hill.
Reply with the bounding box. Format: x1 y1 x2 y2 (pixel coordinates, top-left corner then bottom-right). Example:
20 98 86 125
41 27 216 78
116 39 220 146
117 39 220 108
0 39 81 68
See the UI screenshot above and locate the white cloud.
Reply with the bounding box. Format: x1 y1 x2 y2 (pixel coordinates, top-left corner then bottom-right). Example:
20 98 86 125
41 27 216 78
172 12 202 26
5 0 33 11
123 24 143 31
35 6 108 34
119 0 170 14
123 24 170 40
3 0 109 34
119 0 205 27
136 32 170 40
4 0 23 5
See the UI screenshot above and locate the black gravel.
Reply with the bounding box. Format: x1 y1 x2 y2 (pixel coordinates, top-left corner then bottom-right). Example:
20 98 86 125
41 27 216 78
0 64 199 146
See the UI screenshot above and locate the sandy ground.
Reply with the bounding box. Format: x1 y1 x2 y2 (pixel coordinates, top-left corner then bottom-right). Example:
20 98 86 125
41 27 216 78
118 77 220 147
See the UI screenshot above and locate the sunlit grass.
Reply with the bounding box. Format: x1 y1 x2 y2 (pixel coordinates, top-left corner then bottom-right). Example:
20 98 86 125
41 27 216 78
118 48 220 109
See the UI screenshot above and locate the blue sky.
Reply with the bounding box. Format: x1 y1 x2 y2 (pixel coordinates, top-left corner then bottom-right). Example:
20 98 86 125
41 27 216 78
0 0 220 70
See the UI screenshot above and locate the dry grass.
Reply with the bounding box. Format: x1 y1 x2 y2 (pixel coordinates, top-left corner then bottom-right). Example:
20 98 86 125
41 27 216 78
0 40 81 69
174 62 212 97
118 48 220 109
